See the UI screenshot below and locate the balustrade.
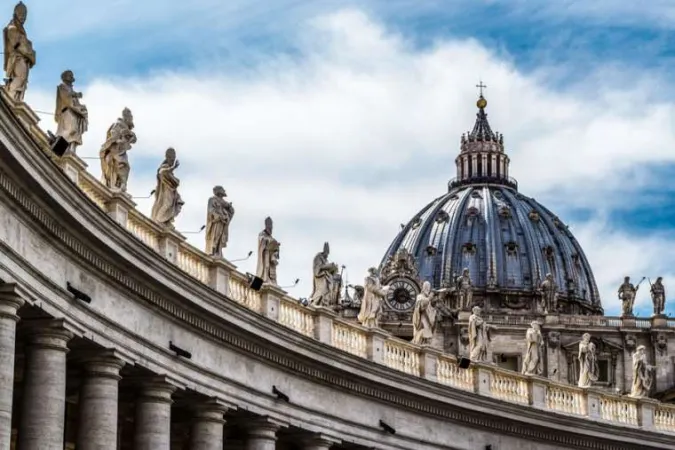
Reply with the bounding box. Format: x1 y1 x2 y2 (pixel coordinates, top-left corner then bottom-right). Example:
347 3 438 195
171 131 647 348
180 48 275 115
489 369 528 404
655 405 675 432
227 274 262 313
600 396 638 426
126 214 160 251
545 385 586 416
436 356 474 392
278 298 315 337
383 339 420 376
331 322 367 357
176 247 210 284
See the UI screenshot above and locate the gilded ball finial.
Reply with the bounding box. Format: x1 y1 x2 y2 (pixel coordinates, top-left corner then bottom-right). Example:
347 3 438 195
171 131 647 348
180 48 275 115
477 96 487 109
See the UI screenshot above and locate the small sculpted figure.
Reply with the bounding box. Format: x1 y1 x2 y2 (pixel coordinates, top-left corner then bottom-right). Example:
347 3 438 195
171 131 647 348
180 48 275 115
578 333 599 388
150 148 184 227
455 268 473 310
3 2 35 102
629 345 655 398
522 321 543 376
411 281 437 345
99 107 136 192
650 277 666 316
309 242 339 307
618 276 640 317
204 185 234 258
468 306 490 361
55 70 88 154
357 267 390 328
256 217 280 285
540 273 558 313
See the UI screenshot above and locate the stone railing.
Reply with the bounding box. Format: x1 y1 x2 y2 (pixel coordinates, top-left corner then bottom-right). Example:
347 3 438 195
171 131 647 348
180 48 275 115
34 145 675 436
485 314 674 329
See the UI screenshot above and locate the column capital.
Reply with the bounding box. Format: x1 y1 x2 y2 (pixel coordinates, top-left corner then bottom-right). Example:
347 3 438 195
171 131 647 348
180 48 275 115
301 433 342 448
137 377 179 404
76 349 131 380
192 398 235 425
243 416 286 440
22 318 75 351
0 283 25 321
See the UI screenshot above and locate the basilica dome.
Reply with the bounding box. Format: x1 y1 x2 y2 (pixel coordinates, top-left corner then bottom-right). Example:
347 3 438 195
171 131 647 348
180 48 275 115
379 94 603 315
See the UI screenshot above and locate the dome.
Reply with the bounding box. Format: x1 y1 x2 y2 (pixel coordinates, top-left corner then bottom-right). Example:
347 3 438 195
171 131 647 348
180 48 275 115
379 91 602 315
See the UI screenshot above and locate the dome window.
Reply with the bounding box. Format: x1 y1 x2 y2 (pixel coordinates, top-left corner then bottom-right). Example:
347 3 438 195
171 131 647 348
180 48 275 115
426 245 437 256
572 253 581 268
543 245 555 260
467 206 479 217
435 211 450 223
493 191 503 199
505 241 518 256
411 217 422 229
471 191 483 199
498 205 511 219
462 242 476 254
528 210 540 222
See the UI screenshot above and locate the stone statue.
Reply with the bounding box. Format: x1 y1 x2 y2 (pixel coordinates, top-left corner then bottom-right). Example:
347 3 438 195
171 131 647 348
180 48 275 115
578 333 599 388
309 242 339 307
256 217 280 285
650 277 666 316
204 186 234 258
618 276 641 317
468 306 490 361
150 148 184 227
629 345 655 398
2 2 35 102
455 268 473 310
411 281 437 345
539 273 558 313
522 321 543 376
357 267 390 328
54 70 88 154
99 108 136 192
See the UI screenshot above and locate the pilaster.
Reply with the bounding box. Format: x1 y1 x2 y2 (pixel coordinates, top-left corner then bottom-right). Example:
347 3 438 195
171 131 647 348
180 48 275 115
259 284 286 321
58 151 88 184
365 328 390 364
106 191 136 227
637 398 659 430
419 346 442 382
157 228 186 263
209 258 237 296
528 376 548 408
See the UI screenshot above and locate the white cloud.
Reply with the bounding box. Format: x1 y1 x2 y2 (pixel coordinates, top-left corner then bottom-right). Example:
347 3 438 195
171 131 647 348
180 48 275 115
25 9 675 316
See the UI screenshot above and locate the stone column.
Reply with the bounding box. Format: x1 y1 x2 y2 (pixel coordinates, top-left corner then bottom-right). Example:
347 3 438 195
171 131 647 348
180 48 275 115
76 352 126 450
244 417 281 450
17 319 73 450
133 379 176 450
190 400 229 450
0 287 24 449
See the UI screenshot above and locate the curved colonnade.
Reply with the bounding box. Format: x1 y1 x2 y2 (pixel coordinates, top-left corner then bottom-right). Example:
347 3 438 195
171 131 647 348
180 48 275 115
0 94 674 450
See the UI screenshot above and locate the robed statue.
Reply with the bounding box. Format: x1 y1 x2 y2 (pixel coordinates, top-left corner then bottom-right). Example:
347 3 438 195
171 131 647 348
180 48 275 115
309 242 339 307
357 267 389 328
100 107 136 192
205 185 235 258
539 273 558 314
456 268 473 310
650 277 666 316
3 2 35 102
618 276 641 317
629 345 655 398
522 322 543 376
256 217 280 285
55 70 88 154
150 148 184 227
412 281 437 345
468 306 491 361
578 333 599 388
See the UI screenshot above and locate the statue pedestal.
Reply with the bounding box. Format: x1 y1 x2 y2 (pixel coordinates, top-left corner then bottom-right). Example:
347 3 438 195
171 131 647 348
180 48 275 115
58 152 88 184
621 315 636 328
0 89 50 152
106 191 136 226
651 314 668 328
157 228 186 264
208 257 237 296
259 283 287 321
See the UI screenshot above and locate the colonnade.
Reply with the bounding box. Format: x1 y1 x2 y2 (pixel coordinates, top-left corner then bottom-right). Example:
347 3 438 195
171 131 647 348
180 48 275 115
0 288 343 450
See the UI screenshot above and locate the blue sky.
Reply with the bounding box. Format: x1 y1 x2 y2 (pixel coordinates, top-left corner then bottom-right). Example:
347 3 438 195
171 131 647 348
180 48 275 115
19 0 675 316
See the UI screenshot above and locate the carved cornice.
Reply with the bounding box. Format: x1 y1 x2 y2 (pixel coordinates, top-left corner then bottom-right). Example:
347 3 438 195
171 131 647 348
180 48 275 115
0 99 671 449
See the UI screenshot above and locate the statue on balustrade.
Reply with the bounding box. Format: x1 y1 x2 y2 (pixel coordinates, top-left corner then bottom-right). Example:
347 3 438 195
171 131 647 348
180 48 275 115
150 147 184 227
650 277 666 316
618 276 642 317
55 70 88 154
357 267 390 328
309 242 339 307
205 185 235 258
99 107 136 192
577 333 599 388
539 273 558 314
455 268 473 310
468 306 491 361
629 345 655 398
3 2 35 102
412 281 437 345
256 217 280 285
522 321 543 376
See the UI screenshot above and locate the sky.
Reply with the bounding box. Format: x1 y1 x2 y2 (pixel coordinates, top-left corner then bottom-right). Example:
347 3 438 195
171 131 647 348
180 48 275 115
15 0 675 317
